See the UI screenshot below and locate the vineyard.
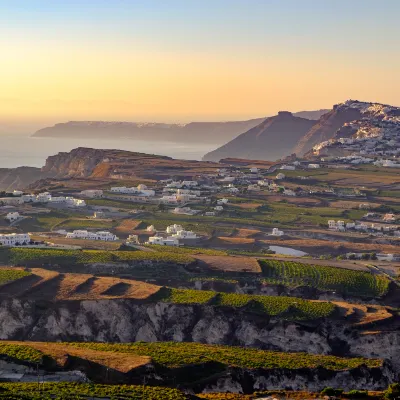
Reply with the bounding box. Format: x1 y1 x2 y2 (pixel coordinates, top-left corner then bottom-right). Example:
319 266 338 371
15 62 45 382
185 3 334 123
259 259 389 298
0 342 43 363
144 245 228 256
0 248 194 266
69 342 382 370
0 268 31 286
157 288 336 320
0 383 192 400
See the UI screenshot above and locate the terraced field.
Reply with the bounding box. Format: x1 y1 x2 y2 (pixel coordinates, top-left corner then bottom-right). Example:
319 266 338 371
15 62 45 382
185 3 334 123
0 268 159 301
0 341 382 371
259 259 390 298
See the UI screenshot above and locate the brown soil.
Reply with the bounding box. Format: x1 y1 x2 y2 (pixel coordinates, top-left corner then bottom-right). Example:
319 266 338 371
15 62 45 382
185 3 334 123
194 255 261 273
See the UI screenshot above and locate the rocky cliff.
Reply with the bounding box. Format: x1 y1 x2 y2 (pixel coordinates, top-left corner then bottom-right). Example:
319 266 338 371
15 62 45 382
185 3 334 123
1 298 399 372
203 112 316 162
0 167 52 191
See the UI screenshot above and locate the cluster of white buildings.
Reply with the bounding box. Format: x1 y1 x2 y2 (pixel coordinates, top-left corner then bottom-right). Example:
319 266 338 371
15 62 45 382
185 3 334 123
0 233 31 247
271 228 284 236
5 212 21 222
0 192 86 207
146 224 199 246
66 230 118 241
110 185 155 197
328 219 399 234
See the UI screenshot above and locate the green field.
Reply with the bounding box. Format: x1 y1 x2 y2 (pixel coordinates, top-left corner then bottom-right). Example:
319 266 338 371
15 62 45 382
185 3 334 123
259 259 390 298
0 268 31 286
156 288 336 320
0 343 43 363
0 383 190 400
70 341 381 370
0 248 194 266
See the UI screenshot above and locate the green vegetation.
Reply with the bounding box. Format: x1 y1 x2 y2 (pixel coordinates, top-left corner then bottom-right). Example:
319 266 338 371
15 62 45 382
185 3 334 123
0 248 194 266
157 288 336 320
259 259 389 298
0 343 43 363
0 383 191 399
70 341 382 370
144 245 228 256
57 219 116 230
0 268 31 285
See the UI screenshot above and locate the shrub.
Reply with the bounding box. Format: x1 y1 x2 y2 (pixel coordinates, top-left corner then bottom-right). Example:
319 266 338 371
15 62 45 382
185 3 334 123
385 383 400 400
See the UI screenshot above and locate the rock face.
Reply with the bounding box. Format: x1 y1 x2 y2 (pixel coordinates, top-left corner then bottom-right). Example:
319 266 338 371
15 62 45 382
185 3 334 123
203 112 316 162
41 147 109 178
0 167 51 191
1 298 399 373
293 103 363 156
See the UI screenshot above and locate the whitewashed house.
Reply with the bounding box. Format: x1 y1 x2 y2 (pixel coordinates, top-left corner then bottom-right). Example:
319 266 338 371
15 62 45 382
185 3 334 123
217 198 229 205
66 230 118 241
250 167 258 173
37 192 52 203
140 189 155 197
276 173 285 180
50 196 67 203
147 235 179 246
66 197 86 207
308 164 320 169
161 195 179 204
271 228 284 236
214 205 224 212
6 212 21 222
0 233 31 246
280 165 295 170
181 181 198 187
146 225 156 232
12 190 23 196
21 194 36 203
283 189 296 196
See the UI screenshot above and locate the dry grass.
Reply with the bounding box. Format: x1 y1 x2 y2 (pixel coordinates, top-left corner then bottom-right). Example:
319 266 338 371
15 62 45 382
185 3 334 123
232 228 261 238
217 237 256 245
233 203 260 209
194 255 261 273
0 268 160 301
116 219 143 234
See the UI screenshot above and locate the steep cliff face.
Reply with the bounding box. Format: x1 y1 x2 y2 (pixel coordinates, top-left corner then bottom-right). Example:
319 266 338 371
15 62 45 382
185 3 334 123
292 104 362 156
41 147 109 178
203 112 316 162
0 167 51 191
1 298 399 372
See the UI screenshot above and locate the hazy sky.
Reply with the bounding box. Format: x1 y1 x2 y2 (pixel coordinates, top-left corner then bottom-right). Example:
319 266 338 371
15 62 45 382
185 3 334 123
1 0 399 126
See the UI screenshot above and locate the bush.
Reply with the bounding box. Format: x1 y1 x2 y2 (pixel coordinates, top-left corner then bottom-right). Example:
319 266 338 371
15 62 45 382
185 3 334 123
384 383 400 400
346 389 368 398
321 387 344 396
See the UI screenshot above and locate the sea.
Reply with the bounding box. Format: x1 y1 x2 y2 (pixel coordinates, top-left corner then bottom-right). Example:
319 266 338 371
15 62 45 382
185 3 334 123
0 135 217 169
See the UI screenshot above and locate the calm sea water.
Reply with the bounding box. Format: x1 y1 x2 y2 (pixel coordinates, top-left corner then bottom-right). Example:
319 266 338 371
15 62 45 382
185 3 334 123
0 135 216 168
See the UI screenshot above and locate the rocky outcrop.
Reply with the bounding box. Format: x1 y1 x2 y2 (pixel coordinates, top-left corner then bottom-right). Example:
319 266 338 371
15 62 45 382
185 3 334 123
41 147 109 178
293 104 362 156
0 166 51 191
203 112 316 162
0 298 399 373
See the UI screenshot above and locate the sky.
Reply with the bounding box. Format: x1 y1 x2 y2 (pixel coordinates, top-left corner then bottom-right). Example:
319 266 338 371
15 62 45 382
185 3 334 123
1 0 399 129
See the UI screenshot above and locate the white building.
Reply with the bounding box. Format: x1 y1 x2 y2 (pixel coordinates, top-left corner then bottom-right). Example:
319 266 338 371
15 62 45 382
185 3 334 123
181 181 198 187
328 220 345 231
0 233 31 246
172 207 198 215
308 164 320 169
110 186 139 194
80 190 103 198
147 235 179 246
93 211 106 219
36 192 52 203
12 190 23 196
50 196 66 203
276 173 286 180
226 186 239 194
280 165 295 171
249 167 258 173
5 212 21 222
146 225 156 232
214 205 224 212
217 198 229 205
140 189 155 197
66 197 86 207
137 184 148 191
166 224 183 234
271 228 284 236
161 195 179 204
66 230 118 241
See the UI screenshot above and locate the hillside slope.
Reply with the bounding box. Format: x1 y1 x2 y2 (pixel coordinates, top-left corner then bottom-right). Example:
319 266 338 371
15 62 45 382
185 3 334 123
203 112 316 162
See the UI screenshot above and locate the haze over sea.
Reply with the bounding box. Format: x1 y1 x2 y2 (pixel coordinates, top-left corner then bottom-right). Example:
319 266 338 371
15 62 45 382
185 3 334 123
0 135 215 168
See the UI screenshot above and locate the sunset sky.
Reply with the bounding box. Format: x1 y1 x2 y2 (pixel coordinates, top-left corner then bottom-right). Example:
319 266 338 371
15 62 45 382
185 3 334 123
1 0 399 127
